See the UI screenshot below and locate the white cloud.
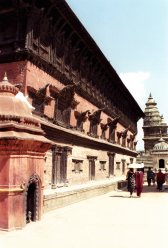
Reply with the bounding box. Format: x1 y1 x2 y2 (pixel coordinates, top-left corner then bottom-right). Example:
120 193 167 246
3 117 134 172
119 71 151 150
119 71 150 109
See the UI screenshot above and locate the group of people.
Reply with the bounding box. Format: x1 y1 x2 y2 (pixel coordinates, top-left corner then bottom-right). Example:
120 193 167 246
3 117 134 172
126 168 144 197
147 167 166 191
126 167 167 197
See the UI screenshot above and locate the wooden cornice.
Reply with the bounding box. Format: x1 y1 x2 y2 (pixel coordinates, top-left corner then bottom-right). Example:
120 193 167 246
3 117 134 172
41 120 138 157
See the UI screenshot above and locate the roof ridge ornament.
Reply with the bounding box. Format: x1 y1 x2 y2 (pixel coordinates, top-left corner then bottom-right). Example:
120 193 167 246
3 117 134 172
2 72 8 84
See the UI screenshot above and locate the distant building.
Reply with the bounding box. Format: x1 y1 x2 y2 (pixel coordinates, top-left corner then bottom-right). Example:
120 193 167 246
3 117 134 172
137 93 168 170
0 0 143 230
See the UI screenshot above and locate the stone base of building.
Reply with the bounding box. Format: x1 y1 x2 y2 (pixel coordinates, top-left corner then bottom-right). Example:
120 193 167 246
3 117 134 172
43 179 127 213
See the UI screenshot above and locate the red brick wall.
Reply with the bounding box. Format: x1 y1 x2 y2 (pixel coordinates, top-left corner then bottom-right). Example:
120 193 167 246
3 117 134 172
0 61 135 141
0 61 27 89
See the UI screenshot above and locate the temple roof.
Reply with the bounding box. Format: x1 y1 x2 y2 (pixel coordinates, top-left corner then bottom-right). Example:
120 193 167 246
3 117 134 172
0 74 34 118
153 137 168 151
0 73 52 145
144 94 167 127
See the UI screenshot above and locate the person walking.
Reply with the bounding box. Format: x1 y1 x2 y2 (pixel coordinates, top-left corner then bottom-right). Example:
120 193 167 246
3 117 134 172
147 167 155 186
126 168 135 197
156 169 165 191
135 169 144 197
165 168 168 188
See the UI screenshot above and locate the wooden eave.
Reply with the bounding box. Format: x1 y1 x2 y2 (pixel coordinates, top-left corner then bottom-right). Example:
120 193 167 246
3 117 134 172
54 0 144 118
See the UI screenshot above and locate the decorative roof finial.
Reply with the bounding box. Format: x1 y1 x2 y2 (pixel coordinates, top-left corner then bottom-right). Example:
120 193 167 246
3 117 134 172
149 92 152 98
2 72 8 83
159 128 162 138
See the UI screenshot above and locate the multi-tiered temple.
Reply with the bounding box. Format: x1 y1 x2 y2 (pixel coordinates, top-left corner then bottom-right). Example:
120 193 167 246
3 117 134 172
0 0 144 230
137 94 168 169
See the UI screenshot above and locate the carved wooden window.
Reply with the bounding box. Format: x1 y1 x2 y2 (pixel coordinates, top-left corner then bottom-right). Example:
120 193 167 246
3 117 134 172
56 32 64 58
122 136 126 147
109 127 115 143
53 84 78 128
32 14 40 53
99 161 106 171
52 146 71 188
89 121 98 137
107 117 119 143
116 162 120 170
108 152 115 176
74 110 90 132
130 158 133 164
122 128 129 148
0 13 16 47
130 136 134 150
121 160 126 175
100 123 108 140
27 84 51 117
72 159 83 173
87 156 97 181
39 19 50 60
88 109 103 138
101 129 106 139
134 141 137 150
76 118 84 131
127 138 130 148
55 98 71 128
117 132 122 145
32 97 45 114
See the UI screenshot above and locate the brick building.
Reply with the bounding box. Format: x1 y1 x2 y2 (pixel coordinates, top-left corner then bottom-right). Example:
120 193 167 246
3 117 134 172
0 0 143 230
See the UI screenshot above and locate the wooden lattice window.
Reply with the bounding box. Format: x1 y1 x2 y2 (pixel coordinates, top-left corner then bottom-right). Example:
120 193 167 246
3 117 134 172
109 128 115 143
121 160 126 174
55 98 71 128
72 159 83 173
99 161 106 171
89 121 98 137
52 146 72 188
116 162 120 170
122 136 126 147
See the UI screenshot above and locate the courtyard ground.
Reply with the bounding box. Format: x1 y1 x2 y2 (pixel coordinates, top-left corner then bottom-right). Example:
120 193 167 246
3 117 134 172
0 183 168 248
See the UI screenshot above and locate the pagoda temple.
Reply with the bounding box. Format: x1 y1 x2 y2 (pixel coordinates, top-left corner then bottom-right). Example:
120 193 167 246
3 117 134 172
137 94 168 170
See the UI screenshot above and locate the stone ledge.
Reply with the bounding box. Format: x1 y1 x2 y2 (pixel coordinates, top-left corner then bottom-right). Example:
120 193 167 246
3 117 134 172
43 180 126 213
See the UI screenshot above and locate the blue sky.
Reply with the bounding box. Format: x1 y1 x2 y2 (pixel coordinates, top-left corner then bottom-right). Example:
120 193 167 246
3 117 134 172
66 0 168 149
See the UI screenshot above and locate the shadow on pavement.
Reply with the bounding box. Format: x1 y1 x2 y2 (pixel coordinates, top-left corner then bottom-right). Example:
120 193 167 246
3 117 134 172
109 195 129 198
117 183 168 194
108 182 168 199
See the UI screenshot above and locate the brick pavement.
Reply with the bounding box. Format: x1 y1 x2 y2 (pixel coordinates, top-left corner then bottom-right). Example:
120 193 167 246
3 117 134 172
0 183 168 248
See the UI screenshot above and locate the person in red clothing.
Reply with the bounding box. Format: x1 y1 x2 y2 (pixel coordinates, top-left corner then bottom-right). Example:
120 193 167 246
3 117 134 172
135 169 144 197
156 169 165 191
